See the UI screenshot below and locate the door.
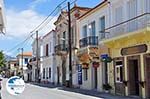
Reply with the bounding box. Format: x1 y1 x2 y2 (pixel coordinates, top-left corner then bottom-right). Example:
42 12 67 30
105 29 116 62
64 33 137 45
94 68 98 89
57 67 60 84
145 58 150 98
128 59 139 96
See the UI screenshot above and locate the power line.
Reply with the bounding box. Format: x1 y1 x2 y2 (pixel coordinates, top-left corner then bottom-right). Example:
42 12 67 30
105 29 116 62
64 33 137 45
4 0 78 55
30 0 67 33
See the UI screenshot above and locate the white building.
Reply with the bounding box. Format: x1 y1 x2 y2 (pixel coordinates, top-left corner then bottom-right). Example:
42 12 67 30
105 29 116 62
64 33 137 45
0 0 6 33
77 0 109 91
41 30 56 84
30 37 42 82
17 52 32 81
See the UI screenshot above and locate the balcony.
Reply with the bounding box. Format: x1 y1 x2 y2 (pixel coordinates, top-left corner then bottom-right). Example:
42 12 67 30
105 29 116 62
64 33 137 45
55 44 68 54
100 13 150 41
79 36 98 48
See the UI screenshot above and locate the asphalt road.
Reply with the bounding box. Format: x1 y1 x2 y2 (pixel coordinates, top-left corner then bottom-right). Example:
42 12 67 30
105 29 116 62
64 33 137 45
1 79 101 99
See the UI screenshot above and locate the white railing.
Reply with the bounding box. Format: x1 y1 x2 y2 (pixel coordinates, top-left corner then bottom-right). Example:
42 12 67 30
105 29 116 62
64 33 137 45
100 13 150 40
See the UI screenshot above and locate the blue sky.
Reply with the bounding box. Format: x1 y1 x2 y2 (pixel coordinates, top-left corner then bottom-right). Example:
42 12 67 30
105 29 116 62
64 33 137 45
0 0 101 57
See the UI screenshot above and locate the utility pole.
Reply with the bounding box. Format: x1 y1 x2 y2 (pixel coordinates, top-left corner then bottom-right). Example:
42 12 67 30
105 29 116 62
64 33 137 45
36 31 39 82
18 48 23 77
68 2 72 87
21 48 24 77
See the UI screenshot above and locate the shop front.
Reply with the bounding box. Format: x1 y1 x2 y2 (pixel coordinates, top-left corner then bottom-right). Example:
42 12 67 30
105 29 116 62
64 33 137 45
103 30 150 98
77 47 101 90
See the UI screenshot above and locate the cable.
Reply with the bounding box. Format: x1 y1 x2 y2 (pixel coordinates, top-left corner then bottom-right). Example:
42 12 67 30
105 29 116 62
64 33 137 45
30 0 67 33
4 0 78 56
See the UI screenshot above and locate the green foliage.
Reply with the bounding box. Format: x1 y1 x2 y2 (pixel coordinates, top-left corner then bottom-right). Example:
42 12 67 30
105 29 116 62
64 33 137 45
0 51 5 67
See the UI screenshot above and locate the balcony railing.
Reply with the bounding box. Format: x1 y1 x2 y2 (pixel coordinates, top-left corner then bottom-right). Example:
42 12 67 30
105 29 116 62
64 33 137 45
99 13 150 40
79 36 98 48
55 44 68 53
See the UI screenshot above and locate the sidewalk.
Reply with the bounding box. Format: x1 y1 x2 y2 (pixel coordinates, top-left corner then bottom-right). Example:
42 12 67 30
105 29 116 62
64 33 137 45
30 82 140 99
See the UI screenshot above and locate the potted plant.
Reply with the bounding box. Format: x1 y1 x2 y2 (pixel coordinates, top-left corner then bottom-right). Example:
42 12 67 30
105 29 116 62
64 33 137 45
103 84 112 93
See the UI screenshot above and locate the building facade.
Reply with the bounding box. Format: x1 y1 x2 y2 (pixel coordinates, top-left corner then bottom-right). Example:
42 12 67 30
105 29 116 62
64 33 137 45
30 37 42 82
99 0 150 98
77 0 109 91
6 59 18 76
54 5 91 86
0 0 6 33
41 30 56 84
17 52 32 82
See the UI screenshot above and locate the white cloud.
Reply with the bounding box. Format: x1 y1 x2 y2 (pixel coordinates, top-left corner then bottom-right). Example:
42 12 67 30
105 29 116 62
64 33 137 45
30 0 49 9
5 9 56 39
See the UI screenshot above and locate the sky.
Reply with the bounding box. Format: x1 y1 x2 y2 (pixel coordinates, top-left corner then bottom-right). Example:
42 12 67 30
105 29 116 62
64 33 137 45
0 0 101 57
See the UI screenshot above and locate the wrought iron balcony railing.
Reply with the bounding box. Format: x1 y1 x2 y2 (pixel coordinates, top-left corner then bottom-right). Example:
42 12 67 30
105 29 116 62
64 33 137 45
99 13 150 40
55 44 68 53
79 36 98 48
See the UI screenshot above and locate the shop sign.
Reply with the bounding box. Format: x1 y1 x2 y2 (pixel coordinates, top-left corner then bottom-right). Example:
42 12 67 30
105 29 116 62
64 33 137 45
77 64 82 85
82 63 89 69
121 44 147 55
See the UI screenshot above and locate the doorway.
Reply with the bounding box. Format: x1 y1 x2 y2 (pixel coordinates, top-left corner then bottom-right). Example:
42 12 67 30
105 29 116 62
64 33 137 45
94 67 98 89
57 67 60 84
128 59 139 96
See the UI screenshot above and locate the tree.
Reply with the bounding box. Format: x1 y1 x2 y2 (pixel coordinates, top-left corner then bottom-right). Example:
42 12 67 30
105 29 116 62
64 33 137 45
0 51 5 68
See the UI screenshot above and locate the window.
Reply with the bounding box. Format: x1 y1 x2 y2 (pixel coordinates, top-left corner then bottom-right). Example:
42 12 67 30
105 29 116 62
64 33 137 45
62 31 66 45
82 25 87 37
50 42 51 53
115 6 123 24
89 21 96 36
115 61 123 82
46 44 49 56
127 0 138 31
144 0 150 13
49 67 51 78
99 16 105 39
83 69 88 81
46 68 48 79
24 58 28 64
43 68 45 79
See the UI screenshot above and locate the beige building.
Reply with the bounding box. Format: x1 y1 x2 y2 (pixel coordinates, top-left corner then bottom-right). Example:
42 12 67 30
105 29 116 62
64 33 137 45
7 59 18 76
54 5 91 86
0 0 5 33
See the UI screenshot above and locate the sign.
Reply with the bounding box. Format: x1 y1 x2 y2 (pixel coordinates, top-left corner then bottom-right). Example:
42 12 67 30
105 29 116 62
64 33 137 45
82 63 89 69
121 44 147 55
78 64 82 85
6 76 25 95
93 62 99 68
101 54 108 59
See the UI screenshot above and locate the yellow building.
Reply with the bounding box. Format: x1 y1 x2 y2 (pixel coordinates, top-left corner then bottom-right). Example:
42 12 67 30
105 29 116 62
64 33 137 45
102 13 150 98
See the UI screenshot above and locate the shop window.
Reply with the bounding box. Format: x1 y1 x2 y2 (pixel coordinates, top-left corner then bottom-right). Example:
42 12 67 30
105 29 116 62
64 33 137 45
83 69 88 81
115 61 123 82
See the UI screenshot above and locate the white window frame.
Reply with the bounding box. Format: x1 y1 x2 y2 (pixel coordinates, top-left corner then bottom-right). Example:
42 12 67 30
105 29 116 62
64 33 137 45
115 61 123 83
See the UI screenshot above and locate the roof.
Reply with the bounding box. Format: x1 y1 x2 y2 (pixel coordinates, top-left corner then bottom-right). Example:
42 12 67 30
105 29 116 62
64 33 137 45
54 4 91 25
78 0 108 20
17 52 32 57
43 29 55 39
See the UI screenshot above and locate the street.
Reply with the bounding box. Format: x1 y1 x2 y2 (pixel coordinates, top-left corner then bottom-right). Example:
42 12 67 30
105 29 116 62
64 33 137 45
1 79 102 99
